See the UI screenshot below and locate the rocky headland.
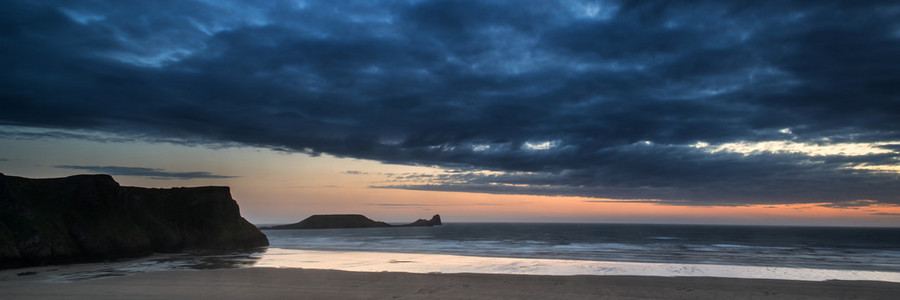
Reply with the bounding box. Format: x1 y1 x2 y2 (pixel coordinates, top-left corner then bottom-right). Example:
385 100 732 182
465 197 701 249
262 214 442 230
0 173 268 269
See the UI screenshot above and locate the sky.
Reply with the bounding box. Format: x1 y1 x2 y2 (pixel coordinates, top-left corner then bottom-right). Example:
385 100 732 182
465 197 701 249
2 0 900 226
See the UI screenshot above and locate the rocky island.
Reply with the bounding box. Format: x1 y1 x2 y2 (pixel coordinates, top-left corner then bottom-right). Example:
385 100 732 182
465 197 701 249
262 214 442 230
0 173 269 269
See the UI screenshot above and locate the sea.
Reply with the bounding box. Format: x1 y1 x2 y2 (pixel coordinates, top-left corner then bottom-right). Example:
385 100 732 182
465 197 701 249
23 223 900 282
262 223 900 273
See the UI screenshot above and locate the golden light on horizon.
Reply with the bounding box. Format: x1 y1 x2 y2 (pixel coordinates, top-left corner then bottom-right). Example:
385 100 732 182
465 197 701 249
3 131 899 227
238 182 900 226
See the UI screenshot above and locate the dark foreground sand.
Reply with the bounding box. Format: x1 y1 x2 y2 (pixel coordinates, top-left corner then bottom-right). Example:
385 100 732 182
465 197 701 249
2 267 899 299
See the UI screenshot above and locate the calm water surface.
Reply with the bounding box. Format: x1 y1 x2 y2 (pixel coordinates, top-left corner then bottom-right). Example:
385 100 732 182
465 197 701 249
263 223 900 272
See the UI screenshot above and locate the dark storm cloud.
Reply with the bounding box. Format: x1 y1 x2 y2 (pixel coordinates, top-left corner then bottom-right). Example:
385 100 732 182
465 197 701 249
2 0 900 205
817 200 882 209
55 165 236 180
0 127 136 143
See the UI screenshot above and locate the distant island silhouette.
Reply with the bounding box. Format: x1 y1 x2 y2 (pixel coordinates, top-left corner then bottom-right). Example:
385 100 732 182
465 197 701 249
262 214 442 230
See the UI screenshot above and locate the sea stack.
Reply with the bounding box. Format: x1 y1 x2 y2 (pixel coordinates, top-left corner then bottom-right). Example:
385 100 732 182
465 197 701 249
0 173 269 269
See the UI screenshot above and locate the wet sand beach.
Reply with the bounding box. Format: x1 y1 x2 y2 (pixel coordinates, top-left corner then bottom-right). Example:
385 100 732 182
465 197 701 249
2 267 899 300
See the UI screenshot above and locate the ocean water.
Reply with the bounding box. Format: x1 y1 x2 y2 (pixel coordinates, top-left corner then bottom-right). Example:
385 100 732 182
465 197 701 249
262 223 900 273
16 223 900 282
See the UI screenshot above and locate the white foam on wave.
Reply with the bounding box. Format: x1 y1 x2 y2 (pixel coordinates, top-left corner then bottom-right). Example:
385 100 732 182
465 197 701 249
646 236 680 240
255 248 900 283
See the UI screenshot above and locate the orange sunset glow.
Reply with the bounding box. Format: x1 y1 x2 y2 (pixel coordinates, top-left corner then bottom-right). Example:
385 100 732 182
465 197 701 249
3 135 900 227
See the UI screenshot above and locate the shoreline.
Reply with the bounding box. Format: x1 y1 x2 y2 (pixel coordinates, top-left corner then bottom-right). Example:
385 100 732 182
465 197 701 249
3 248 900 283
3 267 900 299
256 248 900 283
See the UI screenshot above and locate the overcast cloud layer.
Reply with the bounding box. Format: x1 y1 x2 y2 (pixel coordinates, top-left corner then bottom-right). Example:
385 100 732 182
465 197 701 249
2 0 899 205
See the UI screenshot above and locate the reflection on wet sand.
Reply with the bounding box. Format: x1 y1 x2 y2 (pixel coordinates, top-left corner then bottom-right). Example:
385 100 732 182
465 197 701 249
0 248 268 282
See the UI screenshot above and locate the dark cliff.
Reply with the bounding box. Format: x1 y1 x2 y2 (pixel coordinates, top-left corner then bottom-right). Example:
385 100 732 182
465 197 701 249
263 214 442 230
0 173 268 269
